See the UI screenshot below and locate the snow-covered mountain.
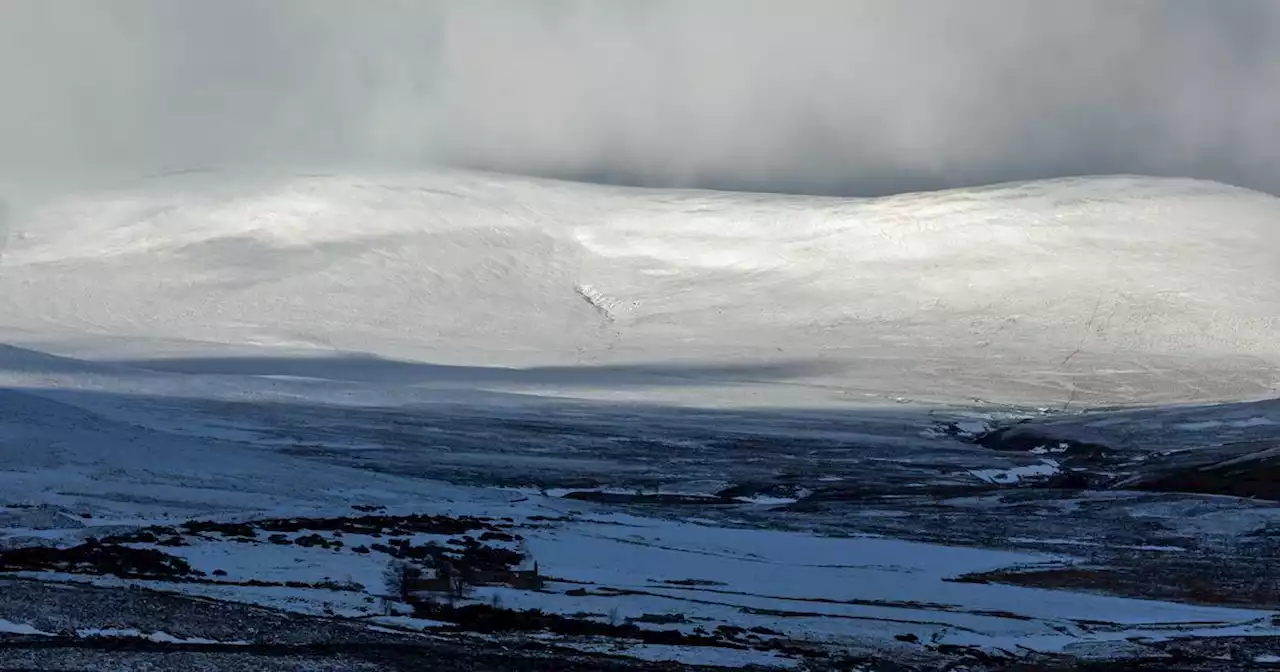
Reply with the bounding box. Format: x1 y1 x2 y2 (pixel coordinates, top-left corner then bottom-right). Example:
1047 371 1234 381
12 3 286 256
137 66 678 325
2 169 1277 407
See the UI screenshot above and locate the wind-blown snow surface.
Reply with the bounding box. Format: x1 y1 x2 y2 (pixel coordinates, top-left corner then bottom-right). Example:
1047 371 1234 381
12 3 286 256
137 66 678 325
1 170 1279 406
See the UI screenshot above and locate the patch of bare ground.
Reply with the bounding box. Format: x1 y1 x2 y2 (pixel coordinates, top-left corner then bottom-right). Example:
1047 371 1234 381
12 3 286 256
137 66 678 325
0 540 202 579
951 565 1280 609
1132 449 1280 501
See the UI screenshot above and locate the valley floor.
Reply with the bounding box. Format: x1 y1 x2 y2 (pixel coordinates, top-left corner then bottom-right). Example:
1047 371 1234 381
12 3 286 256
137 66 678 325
0 345 1276 670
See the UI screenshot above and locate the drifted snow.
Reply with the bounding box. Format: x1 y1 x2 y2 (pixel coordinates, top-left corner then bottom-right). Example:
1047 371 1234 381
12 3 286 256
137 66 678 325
969 460 1061 484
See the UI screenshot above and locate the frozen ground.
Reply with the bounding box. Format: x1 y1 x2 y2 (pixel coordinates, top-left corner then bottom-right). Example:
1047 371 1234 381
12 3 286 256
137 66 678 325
0 169 1276 670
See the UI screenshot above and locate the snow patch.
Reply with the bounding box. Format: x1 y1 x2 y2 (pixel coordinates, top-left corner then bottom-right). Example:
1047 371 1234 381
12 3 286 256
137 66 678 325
1175 416 1276 430
76 628 247 645
0 618 52 636
969 460 1061 485
955 420 992 437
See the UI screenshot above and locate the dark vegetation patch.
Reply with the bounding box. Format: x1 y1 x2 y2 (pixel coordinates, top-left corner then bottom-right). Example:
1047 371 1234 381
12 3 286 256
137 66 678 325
559 492 738 506
976 427 1115 463
372 536 523 580
952 564 1280 609
97 513 499 545
715 482 810 502
226 578 364 591
188 513 496 537
295 533 343 550
411 600 821 658
0 541 376 592
416 600 730 645
101 514 520 559
1131 453 1280 502
797 483 996 504
76 513 532 596
182 521 259 538
1027 470 1096 490
628 613 689 625
0 540 201 579
973 423 1280 504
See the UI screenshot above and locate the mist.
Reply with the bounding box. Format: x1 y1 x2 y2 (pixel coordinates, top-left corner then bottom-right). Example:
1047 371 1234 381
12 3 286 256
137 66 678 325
3 0 1280 196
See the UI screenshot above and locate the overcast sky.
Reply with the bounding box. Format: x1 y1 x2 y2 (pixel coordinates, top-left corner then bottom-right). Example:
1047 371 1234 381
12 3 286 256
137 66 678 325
3 0 1280 196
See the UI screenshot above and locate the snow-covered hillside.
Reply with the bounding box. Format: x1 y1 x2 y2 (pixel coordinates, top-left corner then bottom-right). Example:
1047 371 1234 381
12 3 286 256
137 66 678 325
2 170 1277 406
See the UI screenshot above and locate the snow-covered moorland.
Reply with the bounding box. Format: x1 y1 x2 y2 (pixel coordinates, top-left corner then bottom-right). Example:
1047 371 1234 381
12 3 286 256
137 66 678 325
0 169 1276 670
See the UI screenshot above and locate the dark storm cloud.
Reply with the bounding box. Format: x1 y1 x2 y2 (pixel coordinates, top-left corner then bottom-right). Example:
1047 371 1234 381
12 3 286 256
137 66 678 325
2 0 1279 196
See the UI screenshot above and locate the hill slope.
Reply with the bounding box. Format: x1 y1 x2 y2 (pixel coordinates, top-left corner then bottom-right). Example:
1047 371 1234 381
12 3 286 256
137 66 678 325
2 170 1277 406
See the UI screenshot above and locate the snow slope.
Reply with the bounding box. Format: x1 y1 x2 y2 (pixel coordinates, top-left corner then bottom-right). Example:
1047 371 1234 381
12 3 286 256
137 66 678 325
2 169 1278 406
0 170 1278 665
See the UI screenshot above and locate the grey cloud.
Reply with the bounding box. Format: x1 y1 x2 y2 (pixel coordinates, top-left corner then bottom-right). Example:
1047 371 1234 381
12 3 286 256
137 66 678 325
2 0 1279 196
